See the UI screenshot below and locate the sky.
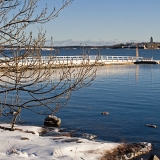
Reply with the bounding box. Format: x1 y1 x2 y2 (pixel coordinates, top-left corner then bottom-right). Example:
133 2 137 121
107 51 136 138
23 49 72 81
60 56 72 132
27 0 160 46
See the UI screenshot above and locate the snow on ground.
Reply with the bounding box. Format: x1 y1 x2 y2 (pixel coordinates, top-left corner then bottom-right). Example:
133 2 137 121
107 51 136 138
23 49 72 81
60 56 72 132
0 123 120 160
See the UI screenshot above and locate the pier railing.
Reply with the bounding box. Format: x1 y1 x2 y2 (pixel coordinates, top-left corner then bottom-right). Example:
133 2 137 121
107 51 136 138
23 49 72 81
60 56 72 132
95 56 143 61
29 55 143 62
0 56 144 68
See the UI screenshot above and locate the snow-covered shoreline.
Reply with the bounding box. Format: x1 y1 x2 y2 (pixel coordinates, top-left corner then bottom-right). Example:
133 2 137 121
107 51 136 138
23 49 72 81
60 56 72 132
0 123 152 160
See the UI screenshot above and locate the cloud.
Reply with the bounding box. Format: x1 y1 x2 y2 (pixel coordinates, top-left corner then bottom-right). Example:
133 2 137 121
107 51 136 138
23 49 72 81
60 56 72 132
45 39 120 46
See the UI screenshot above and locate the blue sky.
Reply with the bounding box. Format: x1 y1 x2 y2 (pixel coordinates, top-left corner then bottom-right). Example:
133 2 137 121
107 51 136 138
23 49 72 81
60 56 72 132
28 0 160 46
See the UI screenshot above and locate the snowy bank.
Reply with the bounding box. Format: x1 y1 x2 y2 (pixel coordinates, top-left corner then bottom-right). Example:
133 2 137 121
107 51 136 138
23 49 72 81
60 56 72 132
0 124 152 160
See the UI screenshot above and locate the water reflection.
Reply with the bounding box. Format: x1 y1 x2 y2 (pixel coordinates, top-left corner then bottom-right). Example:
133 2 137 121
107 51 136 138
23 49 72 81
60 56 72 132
135 65 139 82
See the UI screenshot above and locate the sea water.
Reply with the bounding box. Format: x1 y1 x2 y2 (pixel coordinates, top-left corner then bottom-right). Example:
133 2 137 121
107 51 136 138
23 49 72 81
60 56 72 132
57 64 160 159
1 48 160 159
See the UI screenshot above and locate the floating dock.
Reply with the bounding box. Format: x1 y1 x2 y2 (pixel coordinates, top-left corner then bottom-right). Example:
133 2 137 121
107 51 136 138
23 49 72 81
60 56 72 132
134 58 160 64
134 61 159 64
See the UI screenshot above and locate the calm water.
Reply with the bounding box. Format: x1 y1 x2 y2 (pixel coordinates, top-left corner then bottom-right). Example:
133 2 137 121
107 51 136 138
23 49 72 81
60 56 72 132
2 49 160 159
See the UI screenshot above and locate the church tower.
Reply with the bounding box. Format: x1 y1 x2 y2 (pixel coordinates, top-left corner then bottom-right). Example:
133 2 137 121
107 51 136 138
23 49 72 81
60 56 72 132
150 37 153 43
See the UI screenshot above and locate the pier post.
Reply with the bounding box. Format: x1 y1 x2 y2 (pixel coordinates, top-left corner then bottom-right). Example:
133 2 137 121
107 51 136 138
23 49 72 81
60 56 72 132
136 44 139 58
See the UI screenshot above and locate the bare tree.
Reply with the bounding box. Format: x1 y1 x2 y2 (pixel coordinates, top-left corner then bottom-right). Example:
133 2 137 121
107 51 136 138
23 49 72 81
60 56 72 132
0 0 96 130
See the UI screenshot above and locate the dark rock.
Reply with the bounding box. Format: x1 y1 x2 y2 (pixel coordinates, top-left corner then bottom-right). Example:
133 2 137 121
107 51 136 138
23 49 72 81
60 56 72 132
101 112 109 115
149 155 160 160
44 115 61 127
21 137 29 140
146 124 157 128
61 138 79 143
59 128 67 132
83 133 97 140
42 131 71 137
25 130 35 134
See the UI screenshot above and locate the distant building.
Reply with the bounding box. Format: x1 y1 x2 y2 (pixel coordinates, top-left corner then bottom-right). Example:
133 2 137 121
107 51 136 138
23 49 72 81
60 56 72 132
120 37 160 49
145 37 159 49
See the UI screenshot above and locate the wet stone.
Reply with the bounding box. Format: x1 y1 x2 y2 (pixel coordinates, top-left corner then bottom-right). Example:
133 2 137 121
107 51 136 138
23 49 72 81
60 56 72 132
44 115 61 127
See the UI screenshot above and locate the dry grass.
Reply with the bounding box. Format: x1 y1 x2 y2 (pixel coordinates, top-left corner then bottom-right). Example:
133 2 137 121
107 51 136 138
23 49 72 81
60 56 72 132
101 143 151 160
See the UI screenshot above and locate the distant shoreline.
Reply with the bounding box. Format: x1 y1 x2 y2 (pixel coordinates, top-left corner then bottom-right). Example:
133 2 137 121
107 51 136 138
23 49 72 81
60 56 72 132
2 46 159 50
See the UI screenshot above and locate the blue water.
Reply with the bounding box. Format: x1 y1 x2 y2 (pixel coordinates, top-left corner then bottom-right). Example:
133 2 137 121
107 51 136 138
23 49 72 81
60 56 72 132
55 48 160 60
1 48 160 159
55 64 160 159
